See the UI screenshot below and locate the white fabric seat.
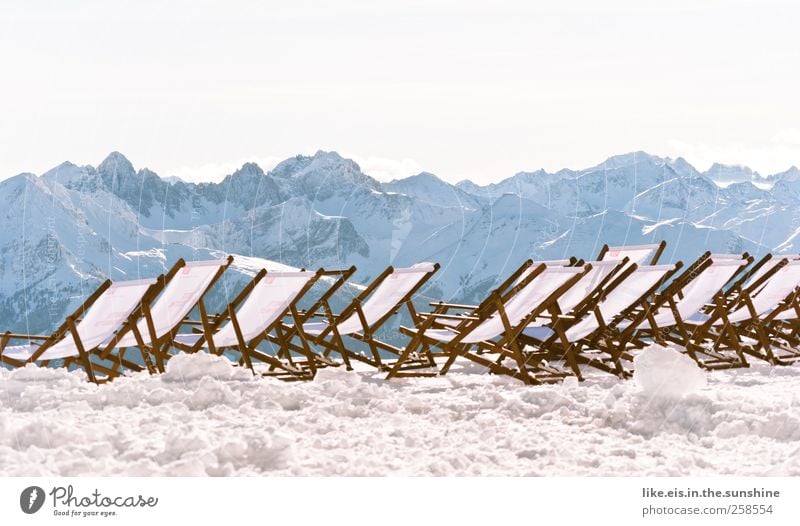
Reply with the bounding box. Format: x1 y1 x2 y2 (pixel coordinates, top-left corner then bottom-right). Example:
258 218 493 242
2 278 156 361
522 265 676 343
299 263 436 337
418 266 585 344
636 258 747 329
685 260 800 326
524 260 621 328
738 255 800 297
196 270 317 348
115 259 227 348
553 260 621 314
601 243 661 266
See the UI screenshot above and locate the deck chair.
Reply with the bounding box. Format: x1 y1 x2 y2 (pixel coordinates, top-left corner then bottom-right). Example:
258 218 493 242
169 269 325 380
428 256 588 328
278 263 441 371
440 258 628 333
715 256 800 364
611 255 753 370
386 264 590 384
597 241 666 266
518 263 681 378
544 259 628 317
677 258 800 367
755 296 800 364
99 257 232 373
679 252 749 290
721 254 800 306
0 278 161 383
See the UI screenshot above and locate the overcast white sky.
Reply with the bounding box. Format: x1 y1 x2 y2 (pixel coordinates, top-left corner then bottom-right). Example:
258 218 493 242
1 0 798 183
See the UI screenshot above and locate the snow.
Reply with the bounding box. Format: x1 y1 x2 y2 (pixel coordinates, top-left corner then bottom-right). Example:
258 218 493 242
2 347 800 476
633 345 707 398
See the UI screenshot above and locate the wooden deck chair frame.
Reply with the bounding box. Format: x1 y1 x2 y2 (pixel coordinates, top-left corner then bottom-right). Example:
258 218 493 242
167 268 327 381
273 263 441 372
423 257 630 362
422 257 585 335
262 266 356 370
686 257 799 366
0 277 164 383
708 253 773 310
98 256 234 374
677 251 750 299
94 257 195 373
756 294 800 364
608 254 754 370
424 259 541 333
720 256 800 365
742 261 800 362
517 262 682 379
387 263 591 384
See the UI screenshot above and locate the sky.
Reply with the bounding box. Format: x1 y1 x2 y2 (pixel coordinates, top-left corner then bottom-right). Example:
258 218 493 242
1 0 798 184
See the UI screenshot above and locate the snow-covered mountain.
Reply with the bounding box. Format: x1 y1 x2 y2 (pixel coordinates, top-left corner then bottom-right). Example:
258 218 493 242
1 149 797 333
703 163 770 188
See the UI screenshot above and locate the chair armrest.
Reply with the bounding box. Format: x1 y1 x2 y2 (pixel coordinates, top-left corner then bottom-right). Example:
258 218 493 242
429 302 478 310
3 333 51 340
297 310 336 319
420 312 480 321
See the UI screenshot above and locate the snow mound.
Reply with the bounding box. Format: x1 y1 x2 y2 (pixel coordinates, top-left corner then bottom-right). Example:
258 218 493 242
633 344 707 398
161 353 254 383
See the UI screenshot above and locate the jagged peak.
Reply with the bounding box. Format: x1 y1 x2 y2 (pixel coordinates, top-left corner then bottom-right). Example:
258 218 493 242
771 165 800 180
306 150 362 173
98 151 135 177
723 180 763 191
1 172 37 187
268 150 379 193
311 149 346 162
269 150 352 178
510 168 549 180
705 162 757 175
162 175 186 185
40 160 88 182
228 162 266 180
455 179 476 186
49 160 78 171
389 171 445 185
599 150 666 168
668 156 698 174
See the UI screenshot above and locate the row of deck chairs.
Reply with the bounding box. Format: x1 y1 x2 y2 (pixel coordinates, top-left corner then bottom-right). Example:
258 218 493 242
0 257 439 383
3 240 800 385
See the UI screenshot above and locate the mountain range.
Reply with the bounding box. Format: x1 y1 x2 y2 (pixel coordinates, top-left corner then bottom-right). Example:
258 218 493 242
2 149 799 333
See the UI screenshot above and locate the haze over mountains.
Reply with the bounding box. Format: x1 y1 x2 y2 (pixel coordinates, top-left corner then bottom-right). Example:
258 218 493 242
2 149 799 333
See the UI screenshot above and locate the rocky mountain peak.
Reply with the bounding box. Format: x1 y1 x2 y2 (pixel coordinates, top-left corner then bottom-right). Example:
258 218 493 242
97 151 136 180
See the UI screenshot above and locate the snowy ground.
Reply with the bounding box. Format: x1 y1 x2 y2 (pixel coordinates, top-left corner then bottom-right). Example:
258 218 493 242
2 346 800 476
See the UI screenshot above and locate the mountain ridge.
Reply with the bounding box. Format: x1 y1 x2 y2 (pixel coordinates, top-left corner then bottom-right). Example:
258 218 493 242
0 148 796 333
